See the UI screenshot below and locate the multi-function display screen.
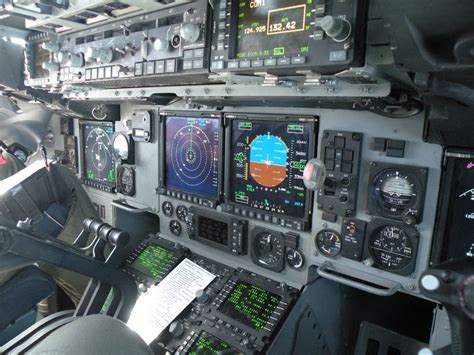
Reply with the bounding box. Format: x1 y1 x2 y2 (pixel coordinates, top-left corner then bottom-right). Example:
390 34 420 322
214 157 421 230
440 158 474 261
235 0 313 59
188 331 240 355
165 116 220 199
131 245 175 279
219 281 281 331
82 122 116 186
229 119 313 219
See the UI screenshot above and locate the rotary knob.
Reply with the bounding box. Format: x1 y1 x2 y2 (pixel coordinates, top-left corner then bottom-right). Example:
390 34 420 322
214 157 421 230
55 51 70 65
195 289 210 305
141 39 153 60
40 42 60 52
180 22 200 43
85 47 114 64
169 320 184 338
320 16 352 42
63 52 84 68
154 38 168 51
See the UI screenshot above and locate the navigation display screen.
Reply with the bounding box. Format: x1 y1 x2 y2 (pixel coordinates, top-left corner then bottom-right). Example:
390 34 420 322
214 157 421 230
229 119 314 219
188 331 241 355
219 281 281 331
439 158 474 261
82 122 115 186
235 0 313 59
131 245 176 279
165 116 220 199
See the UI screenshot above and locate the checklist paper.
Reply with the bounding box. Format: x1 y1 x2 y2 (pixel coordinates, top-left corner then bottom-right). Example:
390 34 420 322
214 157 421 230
127 258 216 344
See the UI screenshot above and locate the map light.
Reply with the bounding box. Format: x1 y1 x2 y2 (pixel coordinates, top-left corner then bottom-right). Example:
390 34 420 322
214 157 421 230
303 159 326 191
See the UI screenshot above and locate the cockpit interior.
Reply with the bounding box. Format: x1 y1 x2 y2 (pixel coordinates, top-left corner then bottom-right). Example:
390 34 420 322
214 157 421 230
0 0 473 354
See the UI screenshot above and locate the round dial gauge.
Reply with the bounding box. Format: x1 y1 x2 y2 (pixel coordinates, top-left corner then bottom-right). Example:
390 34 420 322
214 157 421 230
286 248 305 269
316 230 342 258
162 201 174 217
368 225 414 271
117 167 135 196
113 134 130 160
169 220 182 236
176 205 188 222
253 231 284 270
372 169 418 215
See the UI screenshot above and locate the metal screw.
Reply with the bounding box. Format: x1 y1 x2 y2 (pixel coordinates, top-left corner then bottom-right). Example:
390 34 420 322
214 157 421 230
322 222 328 228
204 88 210 94
185 89 191 95
114 91 120 96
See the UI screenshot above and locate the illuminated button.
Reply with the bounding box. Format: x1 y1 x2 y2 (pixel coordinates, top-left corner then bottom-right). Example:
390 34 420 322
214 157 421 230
193 59 204 69
134 63 143 76
335 136 346 148
329 50 348 62
211 61 224 70
227 61 239 69
193 48 204 58
219 10 226 19
342 149 354 161
183 50 193 59
217 41 225 51
256 213 263 220
277 58 291 65
183 60 193 70
264 215 271 222
165 59 176 73
248 211 255 218
272 216 280 224
218 32 225 40
218 21 226 30
219 0 226 9
341 162 353 173
155 60 165 74
146 61 155 75
112 66 120 78
314 30 325 40
85 69 91 80
98 67 105 79
252 59 263 67
315 4 326 14
91 68 98 79
239 60 251 68
104 66 112 78
325 148 336 159
264 58 276 66
291 57 306 64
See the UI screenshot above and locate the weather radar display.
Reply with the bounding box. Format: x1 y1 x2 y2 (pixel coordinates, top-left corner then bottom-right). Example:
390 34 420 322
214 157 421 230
229 119 313 219
82 122 115 186
165 116 220 199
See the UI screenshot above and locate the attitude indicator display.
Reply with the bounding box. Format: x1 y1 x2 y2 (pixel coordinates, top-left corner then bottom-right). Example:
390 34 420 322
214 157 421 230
165 116 220 199
236 0 313 60
229 118 315 220
81 121 115 187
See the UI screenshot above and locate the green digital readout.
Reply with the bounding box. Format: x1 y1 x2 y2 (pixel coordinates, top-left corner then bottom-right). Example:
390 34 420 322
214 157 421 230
188 331 241 355
219 281 281 331
131 245 175 279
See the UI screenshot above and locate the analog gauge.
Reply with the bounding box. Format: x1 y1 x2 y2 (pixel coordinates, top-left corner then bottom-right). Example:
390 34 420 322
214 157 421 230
372 169 418 216
176 205 188 222
162 201 174 217
117 166 135 196
316 230 342 258
251 229 285 272
113 134 130 161
12 149 28 163
368 225 414 272
169 220 182 236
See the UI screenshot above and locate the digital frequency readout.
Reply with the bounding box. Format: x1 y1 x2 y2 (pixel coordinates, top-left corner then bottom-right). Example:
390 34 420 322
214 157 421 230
230 119 312 219
131 245 175 279
236 0 313 59
165 116 220 199
219 281 281 331
188 331 240 355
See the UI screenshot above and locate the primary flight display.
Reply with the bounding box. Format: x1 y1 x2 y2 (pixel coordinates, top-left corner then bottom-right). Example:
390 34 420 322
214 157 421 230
229 118 314 220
